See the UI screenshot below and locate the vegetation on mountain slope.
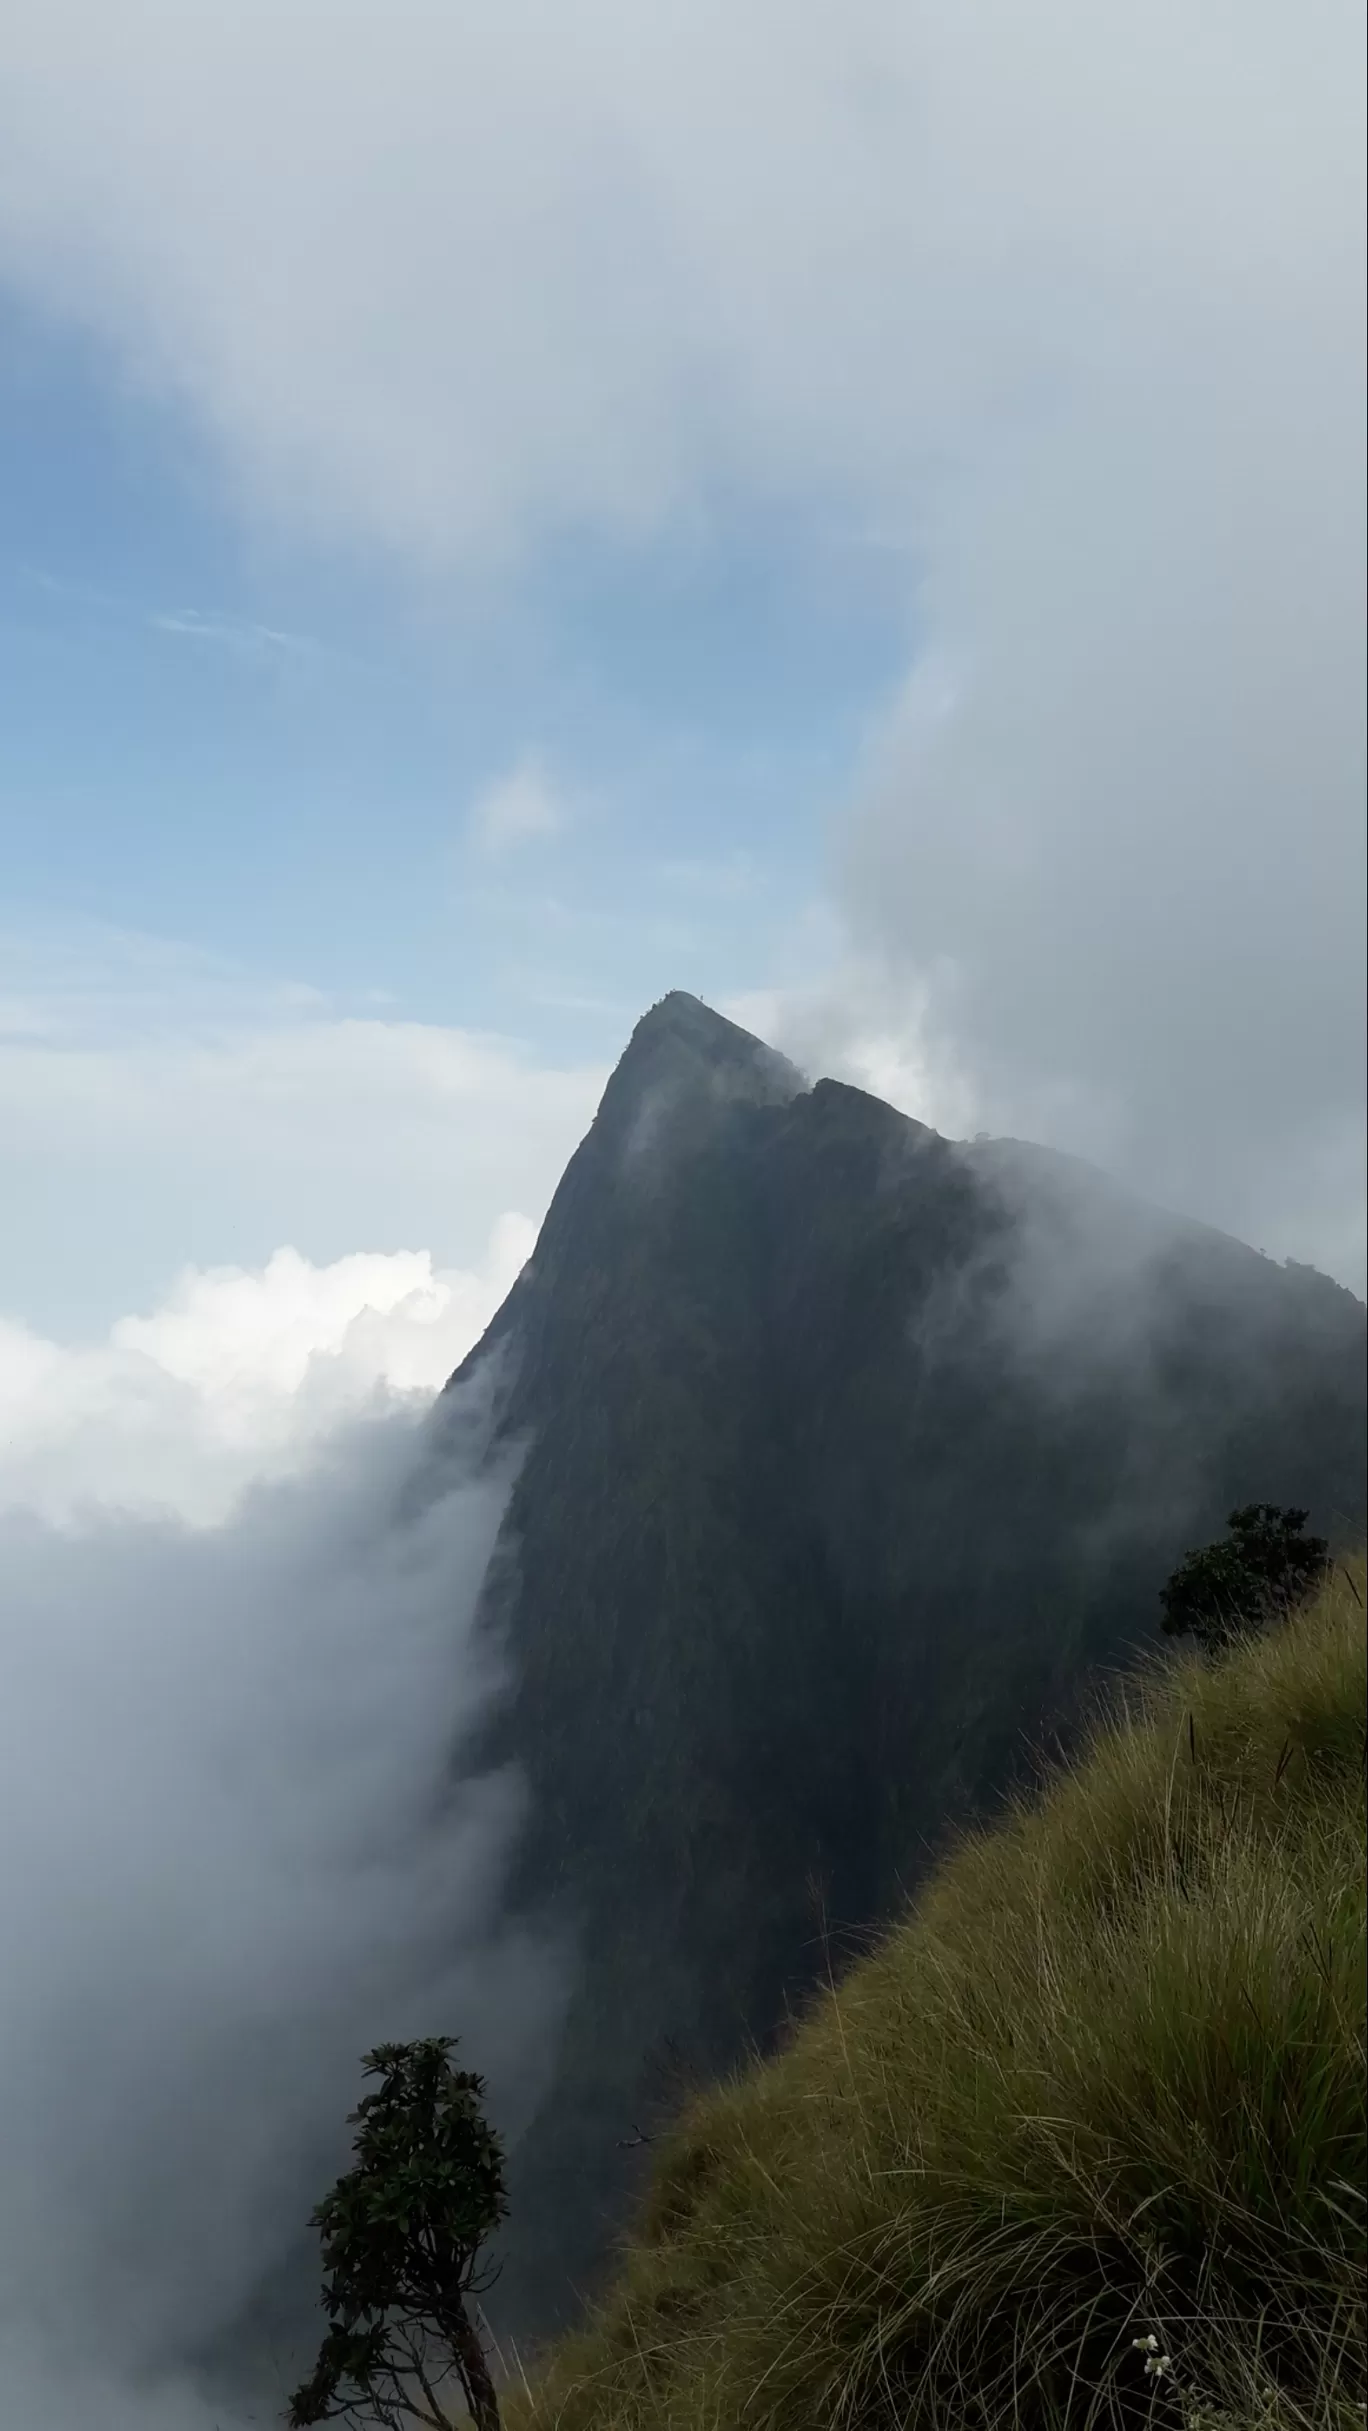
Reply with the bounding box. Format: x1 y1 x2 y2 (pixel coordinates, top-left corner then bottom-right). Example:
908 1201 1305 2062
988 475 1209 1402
503 1559 1366 2431
288 2039 507 2431
1160 1506 1331 1654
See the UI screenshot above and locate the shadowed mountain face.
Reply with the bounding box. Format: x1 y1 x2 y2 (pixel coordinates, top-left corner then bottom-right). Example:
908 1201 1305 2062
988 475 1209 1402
432 993 1367 2342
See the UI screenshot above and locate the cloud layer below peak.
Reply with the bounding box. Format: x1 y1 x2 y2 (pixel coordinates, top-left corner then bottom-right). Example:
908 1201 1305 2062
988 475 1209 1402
0 1219 534 1524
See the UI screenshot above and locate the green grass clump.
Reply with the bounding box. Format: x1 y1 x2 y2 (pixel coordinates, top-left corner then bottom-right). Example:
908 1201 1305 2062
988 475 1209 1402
507 1562 1366 2431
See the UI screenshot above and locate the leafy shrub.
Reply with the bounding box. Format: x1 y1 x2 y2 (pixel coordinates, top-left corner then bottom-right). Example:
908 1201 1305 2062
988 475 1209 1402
288 2037 506 2431
1160 1506 1331 1653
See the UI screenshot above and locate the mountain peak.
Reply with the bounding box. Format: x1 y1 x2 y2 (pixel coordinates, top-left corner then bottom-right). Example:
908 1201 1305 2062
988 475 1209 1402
635 988 716 1030
440 984 1365 2343
627 990 801 1076
592 992 808 1152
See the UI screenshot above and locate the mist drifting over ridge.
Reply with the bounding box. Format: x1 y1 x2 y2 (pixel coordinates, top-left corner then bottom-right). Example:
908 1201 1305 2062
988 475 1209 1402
0 1376 564 2426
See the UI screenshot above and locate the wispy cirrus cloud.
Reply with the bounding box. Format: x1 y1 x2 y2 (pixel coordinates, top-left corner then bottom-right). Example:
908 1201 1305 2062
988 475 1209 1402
12 565 326 664
147 605 321 660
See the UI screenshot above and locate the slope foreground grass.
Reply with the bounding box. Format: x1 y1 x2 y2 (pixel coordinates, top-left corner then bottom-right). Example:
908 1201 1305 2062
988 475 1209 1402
506 1562 1366 2431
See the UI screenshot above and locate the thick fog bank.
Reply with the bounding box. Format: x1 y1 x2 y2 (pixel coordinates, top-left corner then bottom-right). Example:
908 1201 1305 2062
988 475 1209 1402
0 1390 559 2426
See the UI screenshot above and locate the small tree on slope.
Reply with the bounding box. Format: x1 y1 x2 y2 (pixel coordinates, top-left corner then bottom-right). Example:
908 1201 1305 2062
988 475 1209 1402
1159 1503 1330 1654
287 2038 505 2431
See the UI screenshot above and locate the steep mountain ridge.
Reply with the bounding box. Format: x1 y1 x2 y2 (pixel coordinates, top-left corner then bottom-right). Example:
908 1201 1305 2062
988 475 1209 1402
432 993 1366 2339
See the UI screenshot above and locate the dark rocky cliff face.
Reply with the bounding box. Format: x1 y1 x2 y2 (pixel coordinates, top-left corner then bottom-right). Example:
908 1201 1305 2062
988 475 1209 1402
430 992 1367 2342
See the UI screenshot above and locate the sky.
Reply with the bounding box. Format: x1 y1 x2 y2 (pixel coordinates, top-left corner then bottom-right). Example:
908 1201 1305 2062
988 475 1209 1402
0 0 1362 1372
0 4 1363 2418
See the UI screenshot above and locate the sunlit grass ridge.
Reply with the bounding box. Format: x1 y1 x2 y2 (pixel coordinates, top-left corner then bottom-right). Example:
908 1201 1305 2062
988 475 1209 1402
510 1561 1366 2430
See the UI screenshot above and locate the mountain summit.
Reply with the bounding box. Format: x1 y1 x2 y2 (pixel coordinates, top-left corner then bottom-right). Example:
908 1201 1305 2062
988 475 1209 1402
599 988 806 1112
436 997 1366 2340
544 989 806 1194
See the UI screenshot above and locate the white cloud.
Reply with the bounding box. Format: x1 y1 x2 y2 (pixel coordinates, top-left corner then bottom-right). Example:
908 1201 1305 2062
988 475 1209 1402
0 1398 561 2423
0 923 605 1335
722 972 979 1144
0 1216 535 1525
825 281 1367 1286
0 932 566 2417
0 989 560 2411
468 755 567 855
0 3 1347 567
0 2 1359 1266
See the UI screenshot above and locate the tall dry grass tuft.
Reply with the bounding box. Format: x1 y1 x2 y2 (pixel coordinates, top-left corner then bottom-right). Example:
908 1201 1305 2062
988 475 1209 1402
508 1559 1366 2430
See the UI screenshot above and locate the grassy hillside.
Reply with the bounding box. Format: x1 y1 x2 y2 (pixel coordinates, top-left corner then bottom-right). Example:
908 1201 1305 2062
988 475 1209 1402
503 1562 1366 2431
